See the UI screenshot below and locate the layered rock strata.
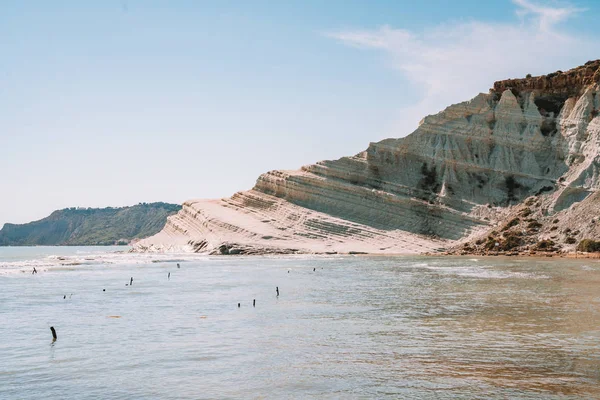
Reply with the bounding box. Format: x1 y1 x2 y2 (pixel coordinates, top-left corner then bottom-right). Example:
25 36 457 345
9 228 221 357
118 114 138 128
137 60 600 255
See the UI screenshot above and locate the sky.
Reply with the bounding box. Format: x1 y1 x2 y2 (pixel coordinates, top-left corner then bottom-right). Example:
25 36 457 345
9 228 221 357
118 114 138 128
1 0 600 227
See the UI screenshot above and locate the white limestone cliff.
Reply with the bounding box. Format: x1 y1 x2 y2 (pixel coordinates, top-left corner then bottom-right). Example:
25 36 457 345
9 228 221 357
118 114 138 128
137 60 600 255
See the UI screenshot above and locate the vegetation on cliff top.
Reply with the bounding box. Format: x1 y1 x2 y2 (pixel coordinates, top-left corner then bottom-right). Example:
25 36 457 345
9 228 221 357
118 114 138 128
0 202 181 246
577 239 600 253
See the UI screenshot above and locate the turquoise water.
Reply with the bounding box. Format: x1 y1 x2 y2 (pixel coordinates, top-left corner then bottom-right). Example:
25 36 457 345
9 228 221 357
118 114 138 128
1 247 600 399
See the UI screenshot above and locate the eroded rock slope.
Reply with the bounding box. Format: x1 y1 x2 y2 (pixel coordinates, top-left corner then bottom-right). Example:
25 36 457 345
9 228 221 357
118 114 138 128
137 60 600 254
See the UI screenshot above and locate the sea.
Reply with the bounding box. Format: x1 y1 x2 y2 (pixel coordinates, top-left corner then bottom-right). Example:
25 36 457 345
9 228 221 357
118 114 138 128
1 246 599 399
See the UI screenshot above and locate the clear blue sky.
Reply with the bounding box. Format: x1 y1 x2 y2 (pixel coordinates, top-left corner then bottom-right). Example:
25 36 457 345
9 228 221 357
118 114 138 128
1 0 599 226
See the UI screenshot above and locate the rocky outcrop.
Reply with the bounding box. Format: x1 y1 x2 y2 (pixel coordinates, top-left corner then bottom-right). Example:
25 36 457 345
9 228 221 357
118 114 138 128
137 60 600 255
493 60 600 96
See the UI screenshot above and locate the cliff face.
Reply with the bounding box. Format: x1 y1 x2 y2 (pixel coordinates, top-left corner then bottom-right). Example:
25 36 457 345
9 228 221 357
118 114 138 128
0 203 181 246
137 60 600 255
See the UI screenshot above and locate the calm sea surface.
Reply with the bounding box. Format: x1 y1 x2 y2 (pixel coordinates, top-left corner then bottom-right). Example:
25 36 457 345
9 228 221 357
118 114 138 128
1 247 600 399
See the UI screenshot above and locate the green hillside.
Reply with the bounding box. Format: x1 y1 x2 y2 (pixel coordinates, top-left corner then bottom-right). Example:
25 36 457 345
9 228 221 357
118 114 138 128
0 202 181 246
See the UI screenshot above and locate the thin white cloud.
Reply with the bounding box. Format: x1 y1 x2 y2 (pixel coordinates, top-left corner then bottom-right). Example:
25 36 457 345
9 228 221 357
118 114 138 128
513 0 584 31
326 0 599 139
327 26 413 50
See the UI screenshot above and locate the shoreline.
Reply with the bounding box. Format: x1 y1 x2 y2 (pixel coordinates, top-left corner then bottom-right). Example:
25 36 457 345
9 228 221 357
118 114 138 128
431 251 600 259
134 249 600 260
4 244 600 260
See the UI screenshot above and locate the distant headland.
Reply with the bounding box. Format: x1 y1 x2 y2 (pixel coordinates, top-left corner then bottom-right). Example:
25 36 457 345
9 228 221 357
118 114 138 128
0 202 181 246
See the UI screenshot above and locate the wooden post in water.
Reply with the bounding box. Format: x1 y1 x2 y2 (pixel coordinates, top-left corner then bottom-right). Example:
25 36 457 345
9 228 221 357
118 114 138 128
130 277 133 286
50 326 57 341
253 299 256 307
238 303 241 308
